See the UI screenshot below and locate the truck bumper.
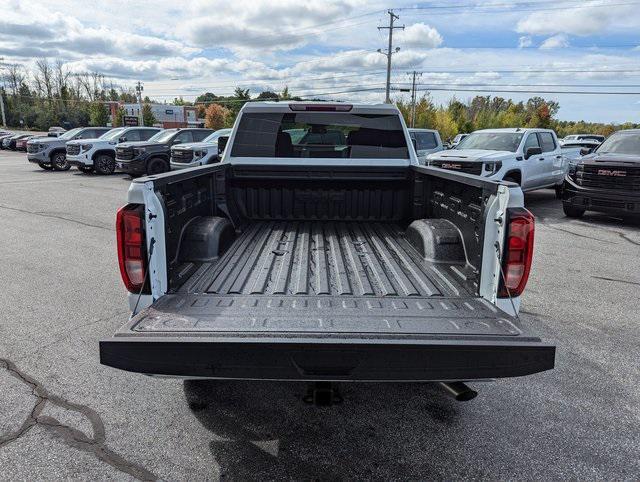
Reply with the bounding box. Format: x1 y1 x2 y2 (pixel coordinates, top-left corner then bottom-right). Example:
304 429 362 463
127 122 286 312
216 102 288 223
27 152 48 163
170 161 202 170
100 295 555 381
67 154 92 167
563 177 640 217
116 158 146 175
100 336 555 381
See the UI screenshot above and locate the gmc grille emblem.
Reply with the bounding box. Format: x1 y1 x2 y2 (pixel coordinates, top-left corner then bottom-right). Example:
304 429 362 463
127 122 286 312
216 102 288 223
441 163 462 169
597 169 626 177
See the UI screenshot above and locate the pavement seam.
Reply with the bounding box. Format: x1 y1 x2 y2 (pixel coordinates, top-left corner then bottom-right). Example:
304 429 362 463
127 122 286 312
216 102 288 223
0 358 159 481
15 310 130 363
537 219 612 243
0 204 112 231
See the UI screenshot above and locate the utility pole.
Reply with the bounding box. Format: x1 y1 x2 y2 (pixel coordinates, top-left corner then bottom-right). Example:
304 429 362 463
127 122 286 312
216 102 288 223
409 70 422 128
378 10 404 104
135 81 144 126
0 57 7 128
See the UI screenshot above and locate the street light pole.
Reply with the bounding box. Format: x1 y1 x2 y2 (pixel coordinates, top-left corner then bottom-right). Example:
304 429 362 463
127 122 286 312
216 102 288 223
0 57 8 127
135 81 144 126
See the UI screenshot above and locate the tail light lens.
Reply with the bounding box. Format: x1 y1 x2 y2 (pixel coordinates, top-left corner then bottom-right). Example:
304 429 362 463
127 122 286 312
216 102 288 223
498 207 535 298
116 204 148 293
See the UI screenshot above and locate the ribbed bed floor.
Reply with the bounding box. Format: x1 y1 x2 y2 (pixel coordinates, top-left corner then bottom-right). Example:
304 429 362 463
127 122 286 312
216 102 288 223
178 221 476 298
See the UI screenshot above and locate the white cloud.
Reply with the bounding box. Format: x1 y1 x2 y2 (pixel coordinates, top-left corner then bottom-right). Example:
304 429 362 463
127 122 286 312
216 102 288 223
0 12 198 60
518 36 532 48
179 0 360 52
516 2 637 36
540 34 570 49
397 23 443 49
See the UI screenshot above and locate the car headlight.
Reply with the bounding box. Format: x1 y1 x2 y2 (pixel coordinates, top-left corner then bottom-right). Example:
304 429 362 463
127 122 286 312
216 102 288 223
572 162 584 183
484 161 502 174
81 144 92 151
133 147 146 155
194 149 208 159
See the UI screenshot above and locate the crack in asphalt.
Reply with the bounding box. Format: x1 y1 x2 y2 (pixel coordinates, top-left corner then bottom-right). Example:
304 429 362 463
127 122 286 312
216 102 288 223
0 204 112 231
16 311 130 363
618 232 640 247
591 276 640 287
538 219 611 243
0 358 158 481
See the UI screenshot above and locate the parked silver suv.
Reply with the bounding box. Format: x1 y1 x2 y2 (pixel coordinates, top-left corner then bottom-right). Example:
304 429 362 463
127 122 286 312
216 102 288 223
27 127 111 170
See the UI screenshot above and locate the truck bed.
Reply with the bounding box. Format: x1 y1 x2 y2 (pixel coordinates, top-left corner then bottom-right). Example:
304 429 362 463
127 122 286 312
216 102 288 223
179 221 475 298
101 169 555 380
129 221 508 337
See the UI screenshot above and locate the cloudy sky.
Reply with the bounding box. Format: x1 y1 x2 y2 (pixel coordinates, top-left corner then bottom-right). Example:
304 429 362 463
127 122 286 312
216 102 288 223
1 0 640 122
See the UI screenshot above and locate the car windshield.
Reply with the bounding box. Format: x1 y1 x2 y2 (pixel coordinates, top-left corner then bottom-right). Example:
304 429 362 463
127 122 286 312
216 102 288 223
100 128 126 140
148 130 175 143
457 132 524 152
59 128 83 140
203 129 232 143
596 132 640 155
231 112 409 159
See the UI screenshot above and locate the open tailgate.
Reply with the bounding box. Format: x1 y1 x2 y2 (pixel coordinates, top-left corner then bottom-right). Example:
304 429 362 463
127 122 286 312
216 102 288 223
100 294 554 381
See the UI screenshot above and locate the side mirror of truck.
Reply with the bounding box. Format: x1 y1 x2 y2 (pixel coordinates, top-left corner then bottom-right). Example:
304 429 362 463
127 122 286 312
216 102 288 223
580 147 592 156
524 146 542 160
218 136 228 156
118 136 126 143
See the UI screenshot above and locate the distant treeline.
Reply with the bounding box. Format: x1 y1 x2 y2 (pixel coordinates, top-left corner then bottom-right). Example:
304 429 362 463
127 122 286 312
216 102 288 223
2 59 637 137
395 95 640 141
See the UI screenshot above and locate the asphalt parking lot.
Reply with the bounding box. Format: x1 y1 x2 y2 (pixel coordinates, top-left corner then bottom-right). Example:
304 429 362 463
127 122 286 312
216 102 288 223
0 149 639 480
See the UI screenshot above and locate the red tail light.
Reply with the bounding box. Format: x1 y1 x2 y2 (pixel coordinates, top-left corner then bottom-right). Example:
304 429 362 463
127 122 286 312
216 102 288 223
498 208 535 298
116 204 148 293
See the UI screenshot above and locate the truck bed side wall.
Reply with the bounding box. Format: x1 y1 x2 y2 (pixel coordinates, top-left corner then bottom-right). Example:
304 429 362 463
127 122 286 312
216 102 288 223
148 164 499 295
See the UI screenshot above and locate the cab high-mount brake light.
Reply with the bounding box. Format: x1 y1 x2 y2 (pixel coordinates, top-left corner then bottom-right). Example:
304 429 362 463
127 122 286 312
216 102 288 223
498 207 535 298
116 204 148 293
289 104 353 112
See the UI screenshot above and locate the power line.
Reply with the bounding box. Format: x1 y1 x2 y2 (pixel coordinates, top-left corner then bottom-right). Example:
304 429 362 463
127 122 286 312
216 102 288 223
403 86 640 95
410 82 640 88
406 68 640 74
399 0 640 16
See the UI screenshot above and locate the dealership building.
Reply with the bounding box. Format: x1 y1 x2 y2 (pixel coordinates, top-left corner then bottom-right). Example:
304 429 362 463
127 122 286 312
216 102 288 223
120 104 201 128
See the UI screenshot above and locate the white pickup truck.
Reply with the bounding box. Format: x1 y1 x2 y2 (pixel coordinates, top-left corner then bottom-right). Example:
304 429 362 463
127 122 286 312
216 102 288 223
427 128 568 197
170 128 232 170
100 102 554 403
66 126 161 174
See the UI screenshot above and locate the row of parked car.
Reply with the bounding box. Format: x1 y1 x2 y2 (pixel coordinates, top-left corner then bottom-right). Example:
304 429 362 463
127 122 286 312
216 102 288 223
3 120 637 221
423 127 638 220
1 126 231 176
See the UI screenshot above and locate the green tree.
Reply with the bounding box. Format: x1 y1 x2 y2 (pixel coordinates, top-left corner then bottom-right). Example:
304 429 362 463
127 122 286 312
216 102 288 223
142 103 156 127
280 87 292 100
256 91 279 101
234 87 250 100
196 92 219 103
89 101 109 126
112 106 125 127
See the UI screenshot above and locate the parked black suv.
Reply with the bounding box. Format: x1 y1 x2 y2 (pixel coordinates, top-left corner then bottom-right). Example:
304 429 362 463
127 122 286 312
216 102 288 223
115 128 214 175
563 129 640 219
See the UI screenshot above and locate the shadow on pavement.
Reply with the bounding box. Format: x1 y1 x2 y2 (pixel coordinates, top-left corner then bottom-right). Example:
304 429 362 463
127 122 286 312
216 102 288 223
184 380 465 479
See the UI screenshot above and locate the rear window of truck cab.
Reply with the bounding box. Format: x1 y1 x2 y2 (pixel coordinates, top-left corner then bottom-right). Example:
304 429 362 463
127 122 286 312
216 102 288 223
230 112 410 159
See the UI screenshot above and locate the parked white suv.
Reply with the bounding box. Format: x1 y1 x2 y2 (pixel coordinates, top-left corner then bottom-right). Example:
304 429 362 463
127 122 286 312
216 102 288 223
66 126 161 174
408 128 444 164
426 128 568 195
170 128 232 170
